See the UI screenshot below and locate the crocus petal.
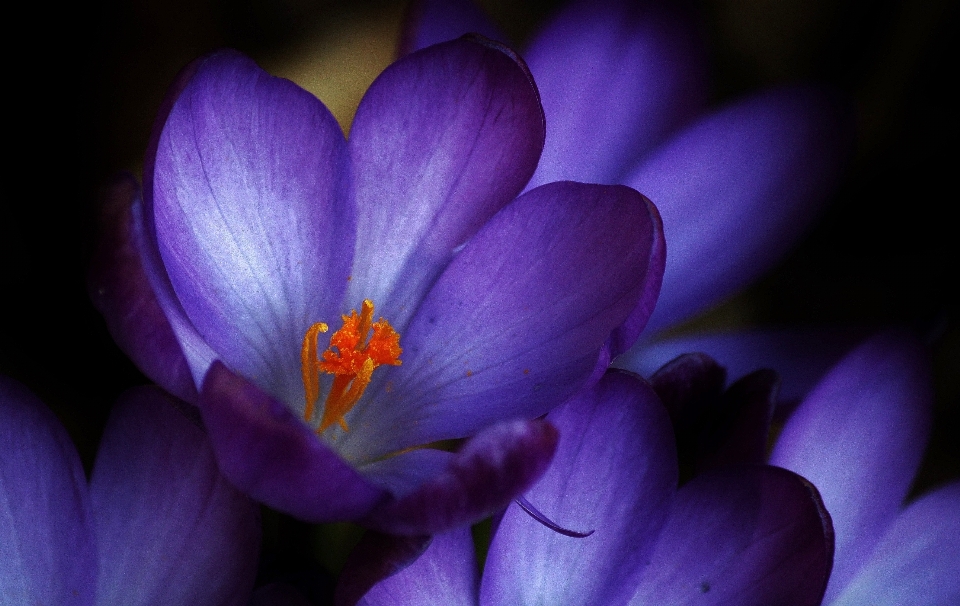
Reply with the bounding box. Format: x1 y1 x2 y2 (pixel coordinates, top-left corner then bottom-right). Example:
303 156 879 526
340 181 661 459
399 0 505 55
0 378 96 606
153 49 353 407
700 369 778 470
88 174 198 403
625 86 852 334
525 0 708 188
769 330 932 602
616 326 869 406
362 418 558 535
830 482 960 606
352 529 477 606
199 362 388 522
358 448 452 499
481 371 677 606
346 36 544 330
90 387 260 606
630 465 833 606
648 351 727 424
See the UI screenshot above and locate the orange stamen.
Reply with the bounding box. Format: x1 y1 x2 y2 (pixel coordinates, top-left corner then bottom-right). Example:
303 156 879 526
300 299 401 433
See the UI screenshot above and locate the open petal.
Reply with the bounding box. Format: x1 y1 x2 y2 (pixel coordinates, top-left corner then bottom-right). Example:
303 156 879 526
88 174 198 403
199 362 387 522
830 482 960 606
481 371 677 606
352 529 478 606
616 326 869 406
0 378 96 606
630 465 833 606
90 386 260 606
346 36 544 330
625 86 853 334
399 0 505 54
525 0 708 188
770 330 933 603
362 418 558 535
340 181 661 460
153 49 353 408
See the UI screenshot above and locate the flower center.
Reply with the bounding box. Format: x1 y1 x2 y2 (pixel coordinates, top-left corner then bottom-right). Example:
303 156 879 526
300 299 402 433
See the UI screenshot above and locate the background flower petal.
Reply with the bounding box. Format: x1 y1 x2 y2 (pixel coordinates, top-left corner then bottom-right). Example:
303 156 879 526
343 530 475 606
340 182 661 458
399 0 504 55
631 465 833 606
153 49 353 409
0 378 96 606
88 174 198 403
199 362 387 522
481 371 677 606
345 36 544 330
615 326 870 407
525 0 708 188
770 329 933 603
362 418 557 536
829 481 960 606
90 386 260 606
625 85 853 334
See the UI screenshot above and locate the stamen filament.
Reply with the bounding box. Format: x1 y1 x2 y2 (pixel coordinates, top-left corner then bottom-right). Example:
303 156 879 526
515 495 595 538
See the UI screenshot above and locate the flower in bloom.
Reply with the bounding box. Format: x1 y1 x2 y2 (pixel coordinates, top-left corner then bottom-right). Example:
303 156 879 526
403 0 853 336
89 37 665 533
769 330 960 605
338 370 835 606
0 376 260 606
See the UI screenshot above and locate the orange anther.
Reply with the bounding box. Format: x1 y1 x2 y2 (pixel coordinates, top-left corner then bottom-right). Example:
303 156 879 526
300 300 401 433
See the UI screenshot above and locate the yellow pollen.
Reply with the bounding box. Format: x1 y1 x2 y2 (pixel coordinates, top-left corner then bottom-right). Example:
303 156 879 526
301 299 401 433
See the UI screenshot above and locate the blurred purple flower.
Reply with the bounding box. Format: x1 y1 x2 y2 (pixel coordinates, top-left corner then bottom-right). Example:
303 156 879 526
89 37 665 534
770 330 960 605
404 0 853 336
0 377 260 606
340 370 834 606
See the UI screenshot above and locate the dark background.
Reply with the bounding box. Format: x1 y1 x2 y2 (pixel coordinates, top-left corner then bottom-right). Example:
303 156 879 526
4 0 957 512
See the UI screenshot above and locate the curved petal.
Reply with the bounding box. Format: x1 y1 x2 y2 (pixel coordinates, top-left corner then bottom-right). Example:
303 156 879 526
153 49 353 408
346 36 544 330
526 0 708 188
769 330 933 603
830 482 960 606
481 371 677 606
199 362 388 523
630 465 834 606
90 387 260 606
400 0 505 54
340 182 661 459
616 326 870 406
88 173 198 403
362 418 558 536
358 448 452 499
625 85 854 334
353 529 477 606
0 378 96 606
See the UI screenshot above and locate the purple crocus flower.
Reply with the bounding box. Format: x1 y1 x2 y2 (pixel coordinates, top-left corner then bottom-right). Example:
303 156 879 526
769 330 960 605
339 370 835 606
0 376 260 606
89 37 665 534
623 330 959 605
403 0 852 336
